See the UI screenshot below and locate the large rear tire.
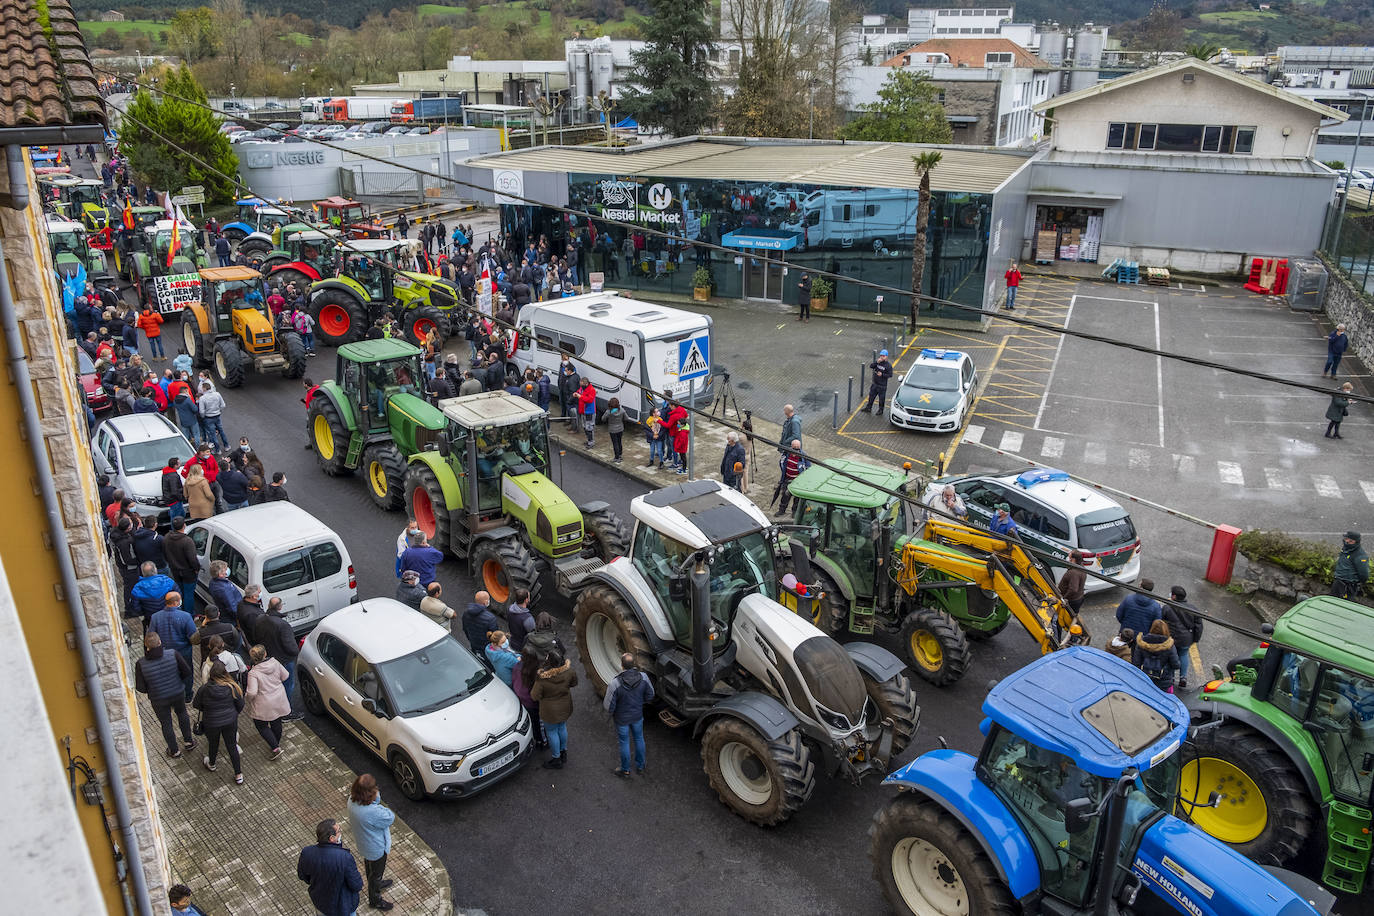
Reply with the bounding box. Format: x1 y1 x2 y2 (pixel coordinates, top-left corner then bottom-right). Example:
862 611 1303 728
238 237 272 260
862 670 919 758
266 266 312 293
182 315 209 368
213 339 246 388
1178 722 1316 865
899 605 972 687
308 396 351 476
310 289 369 347
403 304 446 347
362 443 406 510
472 536 541 609
279 330 307 378
869 794 1017 916
404 463 454 555
573 583 655 696
581 506 630 561
701 719 815 827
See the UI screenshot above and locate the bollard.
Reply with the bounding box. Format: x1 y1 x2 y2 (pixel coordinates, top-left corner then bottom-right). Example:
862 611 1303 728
893 329 899 355
1205 524 1242 585
832 391 839 429
847 377 853 412
859 363 866 394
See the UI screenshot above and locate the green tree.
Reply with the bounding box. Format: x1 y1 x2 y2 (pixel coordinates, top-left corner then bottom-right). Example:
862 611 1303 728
1185 41 1220 60
719 37 811 138
166 7 217 62
839 70 952 144
908 151 941 331
618 0 715 137
121 65 239 204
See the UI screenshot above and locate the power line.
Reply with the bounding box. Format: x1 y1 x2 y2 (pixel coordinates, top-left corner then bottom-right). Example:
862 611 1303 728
101 73 1373 407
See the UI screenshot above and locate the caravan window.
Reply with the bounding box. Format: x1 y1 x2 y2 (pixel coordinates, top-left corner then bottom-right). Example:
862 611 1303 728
557 334 585 357
606 342 625 360
535 331 555 350
517 326 533 352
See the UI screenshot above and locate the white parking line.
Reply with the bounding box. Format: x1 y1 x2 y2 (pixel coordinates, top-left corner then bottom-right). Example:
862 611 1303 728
1033 295 1075 430
1153 302 1164 448
999 431 1024 452
1361 481 1374 504
1173 454 1196 475
1084 442 1107 465
1218 461 1244 485
1264 468 1293 491
964 424 985 445
1312 475 1342 499
1129 448 1150 470
1041 437 1064 458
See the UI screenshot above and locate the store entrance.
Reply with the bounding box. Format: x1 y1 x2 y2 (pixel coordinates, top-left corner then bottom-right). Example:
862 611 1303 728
1032 205 1104 264
743 252 786 300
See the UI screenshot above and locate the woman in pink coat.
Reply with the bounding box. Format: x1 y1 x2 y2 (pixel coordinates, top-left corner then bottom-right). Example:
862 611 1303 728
245 645 291 758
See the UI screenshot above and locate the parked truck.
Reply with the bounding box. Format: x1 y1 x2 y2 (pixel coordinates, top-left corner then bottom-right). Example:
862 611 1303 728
389 97 465 123
323 97 404 122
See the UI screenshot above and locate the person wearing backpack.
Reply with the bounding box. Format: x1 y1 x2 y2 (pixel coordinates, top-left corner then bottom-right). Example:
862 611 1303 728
1133 619 1179 693
1162 586 1203 690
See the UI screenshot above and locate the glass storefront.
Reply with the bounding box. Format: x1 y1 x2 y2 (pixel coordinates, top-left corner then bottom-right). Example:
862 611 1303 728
498 172 991 321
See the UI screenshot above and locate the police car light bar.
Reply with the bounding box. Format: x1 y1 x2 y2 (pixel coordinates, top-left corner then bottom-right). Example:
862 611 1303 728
1015 468 1070 488
919 348 962 360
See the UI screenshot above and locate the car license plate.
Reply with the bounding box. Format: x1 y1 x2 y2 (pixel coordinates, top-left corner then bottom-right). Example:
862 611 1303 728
475 750 515 777
287 606 313 623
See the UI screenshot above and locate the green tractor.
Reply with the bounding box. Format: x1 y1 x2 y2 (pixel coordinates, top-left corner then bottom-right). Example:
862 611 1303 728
260 228 341 293
125 220 211 308
111 206 169 280
308 340 629 606
307 238 461 349
1181 596 1374 896
778 457 1089 686
45 215 112 288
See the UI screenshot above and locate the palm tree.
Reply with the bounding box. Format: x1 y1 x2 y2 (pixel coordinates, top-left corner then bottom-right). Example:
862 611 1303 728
1185 42 1220 62
909 151 942 331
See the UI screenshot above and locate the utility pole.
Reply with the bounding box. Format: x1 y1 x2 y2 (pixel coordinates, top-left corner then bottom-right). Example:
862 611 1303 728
1331 92 1370 264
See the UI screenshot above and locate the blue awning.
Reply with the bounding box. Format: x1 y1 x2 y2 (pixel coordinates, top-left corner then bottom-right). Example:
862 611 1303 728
721 228 801 251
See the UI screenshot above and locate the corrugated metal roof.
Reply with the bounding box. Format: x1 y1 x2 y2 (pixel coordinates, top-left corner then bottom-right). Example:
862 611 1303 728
1043 149 1332 176
465 139 1030 194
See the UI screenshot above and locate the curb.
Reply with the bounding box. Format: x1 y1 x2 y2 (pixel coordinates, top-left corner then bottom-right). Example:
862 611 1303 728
550 431 683 492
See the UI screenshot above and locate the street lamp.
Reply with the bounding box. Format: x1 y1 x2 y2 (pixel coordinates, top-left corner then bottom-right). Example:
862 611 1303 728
439 73 452 182
1331 91 1371 268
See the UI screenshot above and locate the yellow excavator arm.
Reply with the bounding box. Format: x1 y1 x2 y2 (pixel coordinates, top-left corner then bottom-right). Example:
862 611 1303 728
896 517 1089 655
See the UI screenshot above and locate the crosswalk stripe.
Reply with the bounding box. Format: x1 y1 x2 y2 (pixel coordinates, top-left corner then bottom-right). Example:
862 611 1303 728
964 425 984 444
1218 461 1244 485
1041 437 1064 458
1173 454 1195 475
1264 468 1292 491
1083 443 1107 465
1128 448 1150 470
999 431 1023 452
1312 475 1342 499
1361 481 1374 504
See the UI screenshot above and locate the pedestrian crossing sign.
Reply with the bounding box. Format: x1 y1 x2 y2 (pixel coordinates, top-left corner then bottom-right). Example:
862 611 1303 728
678 335 710 382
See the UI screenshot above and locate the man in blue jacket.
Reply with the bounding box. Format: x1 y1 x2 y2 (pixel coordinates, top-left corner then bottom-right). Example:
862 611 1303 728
399 532 444 587
607 653 655 777
462 590 501 654
1115 578 1163 636
130 561 177 633
297 819 363 916
150 591 197 701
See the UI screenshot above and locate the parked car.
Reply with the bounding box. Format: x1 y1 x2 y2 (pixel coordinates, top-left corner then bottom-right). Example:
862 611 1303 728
264 101 286 110
384 125 410 136
77 349 111 415
222 101 248 113
92 413 194 523
297 599 533 800
406 126 432 136
889 348 978 433
924 467 1142 592
188 502 357 634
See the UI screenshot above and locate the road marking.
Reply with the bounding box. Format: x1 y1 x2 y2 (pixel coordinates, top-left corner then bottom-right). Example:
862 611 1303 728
1043 392 1160 408
964 424 985 444
1264 468 1292 491
1312 475 1342 499
1041 436 1064 458
999 431 1024 451
1032 294 1075 430
1129 448 1150 470
1083 442 1107 464
1361 480 1374 503
1153 300 1164 448
1173 454 1195 475
835 329 843 335
1218 461 1244 485
776 323 787 330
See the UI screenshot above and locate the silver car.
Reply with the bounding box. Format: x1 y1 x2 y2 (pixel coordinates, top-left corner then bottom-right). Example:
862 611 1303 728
92 413 194 524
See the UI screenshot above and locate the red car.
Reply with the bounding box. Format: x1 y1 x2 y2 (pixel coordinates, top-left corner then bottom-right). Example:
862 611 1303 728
77 349 111 414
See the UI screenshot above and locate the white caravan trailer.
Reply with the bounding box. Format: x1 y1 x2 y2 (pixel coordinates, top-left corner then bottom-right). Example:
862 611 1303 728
782 188 920 251
512 292 713 421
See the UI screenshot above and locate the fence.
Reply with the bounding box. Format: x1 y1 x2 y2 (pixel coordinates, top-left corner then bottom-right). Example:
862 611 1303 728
1320 201 1374 295
340 169 471 205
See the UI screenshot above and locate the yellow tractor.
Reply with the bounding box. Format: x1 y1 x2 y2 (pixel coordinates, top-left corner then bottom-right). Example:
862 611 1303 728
182 266 307 387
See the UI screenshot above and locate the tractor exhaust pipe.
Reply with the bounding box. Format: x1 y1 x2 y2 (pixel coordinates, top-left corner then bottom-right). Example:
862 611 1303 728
1093 770 1136 915
691 551 714 692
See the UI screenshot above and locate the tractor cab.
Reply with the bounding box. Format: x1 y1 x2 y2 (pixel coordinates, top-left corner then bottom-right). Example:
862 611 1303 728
234 198 273 224
200 266 276 353
339 239 401 301
439 393 553 517
337 339 426 434
150 220 204 275
284 230 340 276
47 216 91 265
315 196 377 238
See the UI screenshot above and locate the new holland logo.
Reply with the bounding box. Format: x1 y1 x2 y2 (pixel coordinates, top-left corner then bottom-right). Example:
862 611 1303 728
680 340 708 376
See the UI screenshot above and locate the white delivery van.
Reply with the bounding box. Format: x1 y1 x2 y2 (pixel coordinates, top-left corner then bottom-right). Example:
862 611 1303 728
512 291 713 421
188 503 357 634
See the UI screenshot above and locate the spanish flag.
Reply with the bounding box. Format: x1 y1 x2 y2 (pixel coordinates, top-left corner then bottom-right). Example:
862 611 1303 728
122 198 134 230
166 215 181 268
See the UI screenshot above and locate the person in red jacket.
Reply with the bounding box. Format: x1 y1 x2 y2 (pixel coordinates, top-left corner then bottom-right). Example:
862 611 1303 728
576 377 598 448
1004 260 1022 311
302 377 319 450
665 400 689 476
185 442 220 484
137 306 165 359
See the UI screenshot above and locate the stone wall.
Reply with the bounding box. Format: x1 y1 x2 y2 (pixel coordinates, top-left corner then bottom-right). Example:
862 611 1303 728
1232 553 1327 602
931 79 998 147
1321 259 1374 370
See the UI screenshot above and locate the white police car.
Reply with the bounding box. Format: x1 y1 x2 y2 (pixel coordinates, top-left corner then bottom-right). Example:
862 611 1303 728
889 348 978 432
926 467 1141 593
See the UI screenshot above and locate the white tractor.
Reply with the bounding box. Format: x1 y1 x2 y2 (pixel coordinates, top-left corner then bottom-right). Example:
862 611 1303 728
574 479 919 826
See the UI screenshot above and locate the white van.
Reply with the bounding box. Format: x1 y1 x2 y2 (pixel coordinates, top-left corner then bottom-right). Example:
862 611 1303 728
512 291 713 421
188 503 357 634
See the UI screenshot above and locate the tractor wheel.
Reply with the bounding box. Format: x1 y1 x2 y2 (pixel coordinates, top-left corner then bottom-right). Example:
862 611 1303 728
182 315 210 368
573 583 655 696
267 266 312 292
899 606 972 687
279 330 307 379
308 396 352 476
310 289 369 347
701 719 815 827
221 227 246 243
862 670 920 758
472 536 541 610
238 237 272 260
1178 723 1316 865
581 506 630 561
361 443 406 511
869 794 1017 916
404 463 453 555
403 305 446 347
213 339 247 388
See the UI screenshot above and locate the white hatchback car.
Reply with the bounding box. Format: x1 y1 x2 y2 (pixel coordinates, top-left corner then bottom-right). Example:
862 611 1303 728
188 503 357 634
93 413 195 525
889 348 978 433
298 599 533 800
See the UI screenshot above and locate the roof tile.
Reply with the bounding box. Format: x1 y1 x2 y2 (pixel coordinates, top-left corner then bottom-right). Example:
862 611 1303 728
0 0 105 130
882 37 1051 70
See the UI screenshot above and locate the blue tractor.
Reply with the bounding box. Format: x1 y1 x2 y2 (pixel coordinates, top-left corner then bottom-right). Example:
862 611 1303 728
868 647 1335 916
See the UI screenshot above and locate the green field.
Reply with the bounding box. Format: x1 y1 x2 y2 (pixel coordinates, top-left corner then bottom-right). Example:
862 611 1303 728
416 1 645 35
78 18 167 38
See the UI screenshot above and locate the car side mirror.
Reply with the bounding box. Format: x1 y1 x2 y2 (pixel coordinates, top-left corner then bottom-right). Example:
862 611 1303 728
669 573 687 603
436 432 450 458
1064 797 1096 834
361 697 385 718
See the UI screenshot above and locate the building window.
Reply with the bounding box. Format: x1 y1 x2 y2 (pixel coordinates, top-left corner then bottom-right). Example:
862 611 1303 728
985 52 1013 66
1106 122 1129 149
1155 123 1205 151
1234 126 1256 154
1138 123 1157 150
1202 125 1223 152
937 90 946 103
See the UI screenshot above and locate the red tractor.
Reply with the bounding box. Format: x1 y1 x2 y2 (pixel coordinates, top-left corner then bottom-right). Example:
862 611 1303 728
315 197 385 239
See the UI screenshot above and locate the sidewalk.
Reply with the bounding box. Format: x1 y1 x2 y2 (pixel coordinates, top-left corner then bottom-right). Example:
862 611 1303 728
126 638 457 915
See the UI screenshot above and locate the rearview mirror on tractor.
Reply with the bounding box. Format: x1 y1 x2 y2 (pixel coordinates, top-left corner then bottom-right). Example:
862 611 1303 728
436 432 450 458
1064 798 1096 834
669 574 687 603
